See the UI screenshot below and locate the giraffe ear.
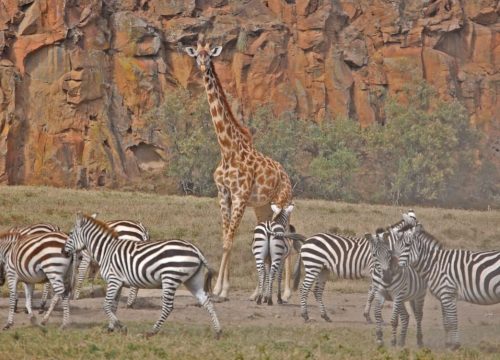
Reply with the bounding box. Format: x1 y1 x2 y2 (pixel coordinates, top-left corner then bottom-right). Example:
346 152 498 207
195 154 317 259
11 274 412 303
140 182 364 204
185 47 198 57
210 46 223 57
271 204 281 214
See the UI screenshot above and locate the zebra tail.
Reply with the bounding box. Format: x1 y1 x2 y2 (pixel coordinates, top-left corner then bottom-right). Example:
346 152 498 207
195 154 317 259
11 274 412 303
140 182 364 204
292 253 302 291
197 249 215 295
64 252 77 297
285 233 307 242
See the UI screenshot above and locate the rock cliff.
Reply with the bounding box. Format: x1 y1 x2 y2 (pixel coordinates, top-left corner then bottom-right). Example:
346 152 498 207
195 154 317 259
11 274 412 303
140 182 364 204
0 0 498 188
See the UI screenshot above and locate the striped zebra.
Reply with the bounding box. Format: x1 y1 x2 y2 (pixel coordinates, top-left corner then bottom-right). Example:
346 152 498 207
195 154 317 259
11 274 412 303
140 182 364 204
252 203 300 305
73 217 150 308
7 223 61 313
399 223 500 349
363 211 417 323
368 229 427 347
290 212 417 323
0 231 73 329
62 213 221 338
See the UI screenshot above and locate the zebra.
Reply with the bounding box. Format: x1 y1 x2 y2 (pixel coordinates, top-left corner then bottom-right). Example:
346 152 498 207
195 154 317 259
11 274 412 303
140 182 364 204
368 229 427 347
6 223 61 313
252 203 300 305
363 210 417 323
399 223 500 349
72 217 150 308
62 213 221 338
0 231 73 329
290 211 417 323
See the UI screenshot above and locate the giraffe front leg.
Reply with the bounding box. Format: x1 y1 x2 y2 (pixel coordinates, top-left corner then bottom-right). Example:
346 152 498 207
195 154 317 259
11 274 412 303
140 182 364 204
282 255 292 302
218 194 249 300
213 186 231 298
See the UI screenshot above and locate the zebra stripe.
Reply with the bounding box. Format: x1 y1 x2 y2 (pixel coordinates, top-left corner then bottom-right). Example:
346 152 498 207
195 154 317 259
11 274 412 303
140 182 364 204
73 219 150 308
252 204 295 305
399 224 500 349
63 213 221 337
369 231 427 347
0 231 72 329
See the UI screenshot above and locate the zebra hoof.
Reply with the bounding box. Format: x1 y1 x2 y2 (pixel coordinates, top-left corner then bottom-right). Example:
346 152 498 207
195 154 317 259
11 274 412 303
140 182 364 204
277 298 283 305
214 330 222 340
445 342 461 351
126 304 135 309
267 298 273 306
256 296 262 305
376 340 384 347
3 323 12 331
363 313 372 324
321 314 332 323
145 330 157 338
301 314 310 322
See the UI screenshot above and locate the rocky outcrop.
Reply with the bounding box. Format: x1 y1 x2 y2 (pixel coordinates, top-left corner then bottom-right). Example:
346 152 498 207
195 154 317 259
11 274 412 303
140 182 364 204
0 0 498 188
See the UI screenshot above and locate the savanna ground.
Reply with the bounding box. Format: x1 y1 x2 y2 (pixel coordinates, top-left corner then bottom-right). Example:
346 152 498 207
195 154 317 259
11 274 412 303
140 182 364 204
0 185 499 359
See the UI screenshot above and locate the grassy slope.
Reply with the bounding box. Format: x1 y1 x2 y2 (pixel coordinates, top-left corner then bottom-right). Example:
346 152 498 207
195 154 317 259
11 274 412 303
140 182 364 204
0 185 499 359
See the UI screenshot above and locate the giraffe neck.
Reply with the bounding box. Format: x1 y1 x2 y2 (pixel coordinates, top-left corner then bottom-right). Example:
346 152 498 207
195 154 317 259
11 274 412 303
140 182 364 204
202 64 252 160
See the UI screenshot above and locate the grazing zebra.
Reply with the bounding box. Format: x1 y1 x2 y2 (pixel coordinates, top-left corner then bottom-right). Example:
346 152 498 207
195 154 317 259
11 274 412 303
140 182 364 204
363 211 417 323
368 230 427 347
73 217 150 308
290 212 417 323
0 231 73 329
7 223 61 313
252 203 300 305
62 213 221 338
399 223 500 349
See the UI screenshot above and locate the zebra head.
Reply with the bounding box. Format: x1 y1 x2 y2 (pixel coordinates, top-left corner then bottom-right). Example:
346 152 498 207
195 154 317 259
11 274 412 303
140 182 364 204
398 224 422 267
185 40 223 73
368 229 399 284
271 203 295 229
62 212 89 257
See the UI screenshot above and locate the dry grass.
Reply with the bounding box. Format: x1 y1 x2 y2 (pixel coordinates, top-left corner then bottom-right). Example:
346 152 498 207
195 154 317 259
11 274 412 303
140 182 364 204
0 185 499 359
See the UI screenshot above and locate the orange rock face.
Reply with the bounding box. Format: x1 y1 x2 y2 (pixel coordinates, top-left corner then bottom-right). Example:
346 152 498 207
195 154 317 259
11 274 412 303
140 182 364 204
0 0 498 188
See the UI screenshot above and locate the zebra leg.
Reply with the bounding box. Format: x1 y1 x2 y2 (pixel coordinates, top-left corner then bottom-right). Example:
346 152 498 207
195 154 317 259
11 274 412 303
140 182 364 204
146 276 181 337
111 287 123 314
265 260 279 306
276 260 285 305
103 279 125 332
39 282 51 314
440 294 460 349
398 303 410 347
390 300 402 347
255 260 265 305
4 270 19 330
41 274 67 326
184 268 222 339
126 287 139 308
73 254 91 300
23 283 37 325
364 283 375 324
313 269 331 322
300 265 321 322
410 296 425 347
374 293 385 346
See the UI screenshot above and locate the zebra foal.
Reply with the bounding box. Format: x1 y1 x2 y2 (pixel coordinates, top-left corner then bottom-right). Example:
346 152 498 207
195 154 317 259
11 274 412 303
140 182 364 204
399 223 500 349
368 229 427 347
252 203 299 305
62 213 221 338
0 231 73 329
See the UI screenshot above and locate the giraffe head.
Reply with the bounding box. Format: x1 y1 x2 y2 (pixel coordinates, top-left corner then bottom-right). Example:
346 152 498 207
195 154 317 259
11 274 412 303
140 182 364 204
185 42 223 72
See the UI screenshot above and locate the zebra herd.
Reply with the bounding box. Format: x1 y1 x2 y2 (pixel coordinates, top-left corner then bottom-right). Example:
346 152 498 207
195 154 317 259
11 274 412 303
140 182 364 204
0 208 498 349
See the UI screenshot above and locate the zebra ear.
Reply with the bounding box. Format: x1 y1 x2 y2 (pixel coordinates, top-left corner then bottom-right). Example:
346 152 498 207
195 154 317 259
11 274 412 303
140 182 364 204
271 204 281 214
76 212 84 225
91 213 98 219
285 203 295 213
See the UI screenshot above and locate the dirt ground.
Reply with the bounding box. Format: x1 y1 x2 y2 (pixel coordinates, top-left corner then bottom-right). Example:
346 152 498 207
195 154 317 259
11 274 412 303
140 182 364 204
1 286 499 350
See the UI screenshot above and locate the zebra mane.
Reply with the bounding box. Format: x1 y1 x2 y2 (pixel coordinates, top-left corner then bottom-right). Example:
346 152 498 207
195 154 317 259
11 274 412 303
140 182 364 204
82 214 119 239
414 225 443 251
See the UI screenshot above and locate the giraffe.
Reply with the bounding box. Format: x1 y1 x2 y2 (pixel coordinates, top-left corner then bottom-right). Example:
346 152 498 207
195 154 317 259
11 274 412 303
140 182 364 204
185 40 293 300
